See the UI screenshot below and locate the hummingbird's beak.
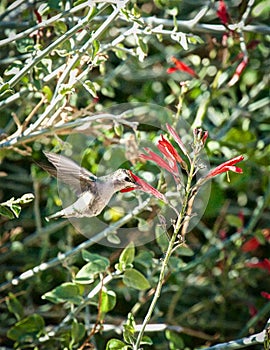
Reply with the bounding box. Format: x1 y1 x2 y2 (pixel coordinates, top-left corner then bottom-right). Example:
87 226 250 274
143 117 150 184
120 186 137 193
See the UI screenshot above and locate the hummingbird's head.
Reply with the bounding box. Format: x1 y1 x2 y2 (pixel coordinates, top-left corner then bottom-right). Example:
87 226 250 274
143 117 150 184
112 169 137 192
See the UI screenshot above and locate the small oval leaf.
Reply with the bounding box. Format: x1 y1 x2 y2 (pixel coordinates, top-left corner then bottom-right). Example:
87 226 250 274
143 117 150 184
100 289 116 314
119 242 135 268
7 314 45 342
42 282 83 304
123 269 150 291
106 339 127 350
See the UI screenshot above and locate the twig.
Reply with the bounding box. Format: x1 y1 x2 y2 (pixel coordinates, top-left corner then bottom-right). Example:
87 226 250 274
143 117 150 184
197 330 265 349
51 1 128 101
0 198 150 293
0 2 91 47
41 272 119 341
134 149 199 349
141 17 270 35
6 1 104 88
22 95 46 130
0 113 138 149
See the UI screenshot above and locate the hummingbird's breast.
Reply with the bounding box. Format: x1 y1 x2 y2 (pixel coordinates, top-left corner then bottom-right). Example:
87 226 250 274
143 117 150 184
92 181 115 213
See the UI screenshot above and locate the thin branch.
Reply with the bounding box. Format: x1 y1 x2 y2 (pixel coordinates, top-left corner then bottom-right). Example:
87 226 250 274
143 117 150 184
0 112 138 149
41 272 118 341
6 1 104 88
51 1 129 101
239 0 255 27
199 330 265 349
0 198 150 293
0 2 91 47
22 95 46 130
139 17 270 35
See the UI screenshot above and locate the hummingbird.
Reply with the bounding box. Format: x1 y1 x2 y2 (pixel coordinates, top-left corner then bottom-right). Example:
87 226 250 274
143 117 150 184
40 152 138 221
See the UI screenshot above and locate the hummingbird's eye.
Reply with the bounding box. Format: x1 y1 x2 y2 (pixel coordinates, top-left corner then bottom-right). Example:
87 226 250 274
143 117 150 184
124 176 131 182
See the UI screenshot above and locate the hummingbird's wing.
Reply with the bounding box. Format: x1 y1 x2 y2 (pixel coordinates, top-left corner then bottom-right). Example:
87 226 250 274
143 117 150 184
43 152 97 195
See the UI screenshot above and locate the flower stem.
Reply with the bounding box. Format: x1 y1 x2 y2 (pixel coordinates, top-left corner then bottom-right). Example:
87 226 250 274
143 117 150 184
134 155 198 349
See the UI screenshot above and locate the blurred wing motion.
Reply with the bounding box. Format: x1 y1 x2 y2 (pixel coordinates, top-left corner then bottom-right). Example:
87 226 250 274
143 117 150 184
42 152 97 195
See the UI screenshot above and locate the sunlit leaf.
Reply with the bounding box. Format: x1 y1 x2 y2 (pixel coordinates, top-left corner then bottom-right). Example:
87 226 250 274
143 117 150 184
123 269 150 290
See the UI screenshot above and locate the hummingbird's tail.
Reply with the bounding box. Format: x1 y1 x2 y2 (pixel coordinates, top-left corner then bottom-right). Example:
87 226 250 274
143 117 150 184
45 209 65 221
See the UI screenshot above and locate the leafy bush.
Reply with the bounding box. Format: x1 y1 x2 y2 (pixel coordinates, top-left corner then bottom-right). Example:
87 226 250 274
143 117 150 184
0 1 269 349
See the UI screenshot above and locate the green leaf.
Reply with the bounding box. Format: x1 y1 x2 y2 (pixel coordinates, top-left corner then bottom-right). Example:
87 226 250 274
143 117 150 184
255 229 268 245
0 82 11 93
100 289 116 314
226 214 243 228
101 86 115 98
123 324 136 345
42 282 83 304
10 204 21 218
155 225 169 251
141 336 153 345
54 20 67 35
114 44 127 60
118 242 135 271
123 269 150 290
223 127 255 144
106 339 128 350
165 329 184 349
0 193 34 219
123 313 136 344
6 293 24 321
4 61 23 77
0 205 15 219
75 262 96 284
42 85 53 101
92 39 100 58
71 319 85 345
134 251 154 269
75 253 110 284
126 312 136 329
16 37 35 53
138 38 148 55
83 80 97 98
7 314 45 342
107 233 121 245
177 246 194 256
59 84 74 95
114 123 124 137
82 250 110 266
0 82 13 98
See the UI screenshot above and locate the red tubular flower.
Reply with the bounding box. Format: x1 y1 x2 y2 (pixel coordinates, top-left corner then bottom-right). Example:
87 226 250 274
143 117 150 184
241 237 260 252
157 135 184 172
126 171 168 203
261 291 270 300
241 227 270 252
246 259 270 274
228 58 248 86
217 0 229 26
166 124 189 158
167 57 197 77
141 147 179 176
205 155 244 179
